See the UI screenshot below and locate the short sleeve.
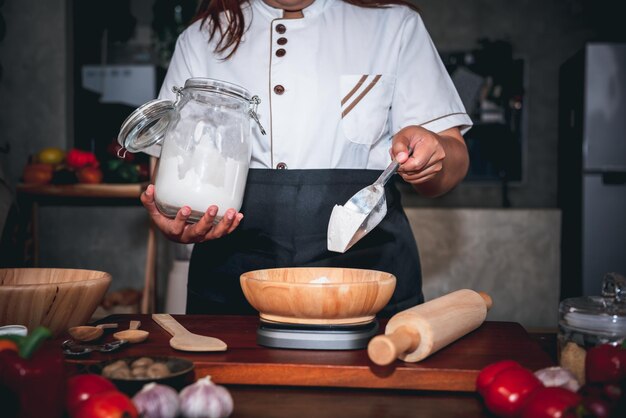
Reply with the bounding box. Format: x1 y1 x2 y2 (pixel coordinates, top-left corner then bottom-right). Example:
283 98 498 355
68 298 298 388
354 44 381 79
391 12 473 136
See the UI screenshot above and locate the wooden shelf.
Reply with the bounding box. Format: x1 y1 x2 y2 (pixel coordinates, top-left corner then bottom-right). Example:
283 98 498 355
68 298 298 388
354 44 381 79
16 182 145 199
15 181 156 313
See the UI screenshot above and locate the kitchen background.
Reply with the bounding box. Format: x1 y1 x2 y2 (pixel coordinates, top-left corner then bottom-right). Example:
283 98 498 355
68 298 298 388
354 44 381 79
0 0 624 329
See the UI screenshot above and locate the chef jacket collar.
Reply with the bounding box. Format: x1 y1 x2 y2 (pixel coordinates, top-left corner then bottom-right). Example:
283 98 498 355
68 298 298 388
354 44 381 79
253 0 333 19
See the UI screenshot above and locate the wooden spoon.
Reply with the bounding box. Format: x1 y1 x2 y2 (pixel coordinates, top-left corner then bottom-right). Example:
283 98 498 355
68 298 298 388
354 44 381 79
68 323 118 342
152 314 227 352
113 320 149 344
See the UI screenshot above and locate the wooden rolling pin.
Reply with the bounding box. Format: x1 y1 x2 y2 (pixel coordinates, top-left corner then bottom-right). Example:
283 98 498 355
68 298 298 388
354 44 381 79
367 289 493 365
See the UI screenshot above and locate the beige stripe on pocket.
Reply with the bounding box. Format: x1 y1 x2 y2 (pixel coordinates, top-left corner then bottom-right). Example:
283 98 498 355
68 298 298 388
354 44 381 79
341 74 382 118
341 75 368 106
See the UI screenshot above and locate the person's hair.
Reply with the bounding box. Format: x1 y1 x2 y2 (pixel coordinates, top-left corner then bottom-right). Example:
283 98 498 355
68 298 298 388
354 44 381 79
193 0 419 59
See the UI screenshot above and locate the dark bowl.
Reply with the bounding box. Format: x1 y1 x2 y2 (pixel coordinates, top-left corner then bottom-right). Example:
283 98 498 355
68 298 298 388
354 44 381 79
91 356 195 396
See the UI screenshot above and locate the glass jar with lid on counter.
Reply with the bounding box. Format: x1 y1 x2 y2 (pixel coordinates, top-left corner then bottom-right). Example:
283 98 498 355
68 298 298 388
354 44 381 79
558 272 626 383
117 77 265 223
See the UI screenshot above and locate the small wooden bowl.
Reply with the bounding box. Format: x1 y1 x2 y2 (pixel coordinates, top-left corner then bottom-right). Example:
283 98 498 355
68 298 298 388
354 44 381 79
0 268 111 337
240 267 396 325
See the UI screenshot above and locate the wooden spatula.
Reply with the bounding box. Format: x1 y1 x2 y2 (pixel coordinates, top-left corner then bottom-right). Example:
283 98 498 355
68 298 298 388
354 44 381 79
152 314 227 352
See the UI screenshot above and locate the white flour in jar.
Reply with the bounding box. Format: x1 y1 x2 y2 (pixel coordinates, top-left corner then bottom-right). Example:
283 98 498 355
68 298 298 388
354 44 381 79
154 147 248 220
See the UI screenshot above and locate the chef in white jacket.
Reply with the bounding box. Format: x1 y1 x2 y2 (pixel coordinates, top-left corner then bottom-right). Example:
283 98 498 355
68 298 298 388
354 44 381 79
140 0 472 315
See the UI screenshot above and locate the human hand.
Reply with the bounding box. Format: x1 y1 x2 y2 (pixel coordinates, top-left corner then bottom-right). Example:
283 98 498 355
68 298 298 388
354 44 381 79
391 125 446 185
140 184 244 243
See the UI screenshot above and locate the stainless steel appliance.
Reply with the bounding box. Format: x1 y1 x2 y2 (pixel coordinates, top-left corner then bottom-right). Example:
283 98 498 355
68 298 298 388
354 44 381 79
559 43 626 298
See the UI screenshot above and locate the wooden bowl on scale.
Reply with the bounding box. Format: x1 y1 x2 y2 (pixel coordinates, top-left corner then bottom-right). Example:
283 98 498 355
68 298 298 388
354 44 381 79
0 268 111 337
240 267 396 325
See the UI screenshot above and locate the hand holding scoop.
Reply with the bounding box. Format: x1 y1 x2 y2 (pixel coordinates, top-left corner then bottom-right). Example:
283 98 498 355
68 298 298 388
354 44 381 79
327 148 411 253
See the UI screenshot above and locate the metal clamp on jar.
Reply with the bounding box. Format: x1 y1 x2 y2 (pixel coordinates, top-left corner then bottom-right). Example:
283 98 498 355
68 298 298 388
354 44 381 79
117 78 265 223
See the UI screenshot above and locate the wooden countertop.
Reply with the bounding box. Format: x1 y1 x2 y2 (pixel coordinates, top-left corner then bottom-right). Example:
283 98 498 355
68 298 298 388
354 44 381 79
64 314 554 393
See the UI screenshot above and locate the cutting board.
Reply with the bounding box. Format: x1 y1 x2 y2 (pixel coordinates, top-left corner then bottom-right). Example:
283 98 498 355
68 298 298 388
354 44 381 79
64 315 553 392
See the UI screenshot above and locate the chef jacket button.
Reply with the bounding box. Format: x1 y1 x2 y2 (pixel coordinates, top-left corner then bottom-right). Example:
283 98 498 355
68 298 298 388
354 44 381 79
277 37 288 45
274 85 285 95
276 162 288 169
276 48 286 57
276 24 286 34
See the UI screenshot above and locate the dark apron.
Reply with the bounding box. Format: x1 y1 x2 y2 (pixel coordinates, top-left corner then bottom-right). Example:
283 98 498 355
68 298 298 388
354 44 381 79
187 168 423 317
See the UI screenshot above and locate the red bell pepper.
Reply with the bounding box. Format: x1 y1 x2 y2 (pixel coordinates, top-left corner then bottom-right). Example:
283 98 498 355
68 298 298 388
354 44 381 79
0 327 65 418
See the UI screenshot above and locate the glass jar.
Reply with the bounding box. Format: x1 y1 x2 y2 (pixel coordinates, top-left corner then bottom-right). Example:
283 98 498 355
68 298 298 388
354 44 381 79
558 273 626 380
117 78 265 223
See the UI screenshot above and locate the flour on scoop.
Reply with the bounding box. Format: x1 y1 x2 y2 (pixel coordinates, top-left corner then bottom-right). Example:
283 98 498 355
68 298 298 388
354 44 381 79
327 204 367 253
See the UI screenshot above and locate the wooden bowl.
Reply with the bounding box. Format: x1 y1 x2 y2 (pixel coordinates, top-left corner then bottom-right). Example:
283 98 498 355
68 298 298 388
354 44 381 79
0 268 111 337
240 267 396 325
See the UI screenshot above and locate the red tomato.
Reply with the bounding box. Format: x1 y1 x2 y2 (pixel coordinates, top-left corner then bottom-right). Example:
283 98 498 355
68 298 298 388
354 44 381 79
66 374 117 416
23 163 54 184
476 359 523 397
585 344 625 384
520 387 581 418
66 148 99 169
74 390 138 418
77 167 103 184
483 367 543 418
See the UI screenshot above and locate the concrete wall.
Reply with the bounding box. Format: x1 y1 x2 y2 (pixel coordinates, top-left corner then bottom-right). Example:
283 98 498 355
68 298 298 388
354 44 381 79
407 208 561 329
0 0 69 181
404 0 595 208
0 0 609 314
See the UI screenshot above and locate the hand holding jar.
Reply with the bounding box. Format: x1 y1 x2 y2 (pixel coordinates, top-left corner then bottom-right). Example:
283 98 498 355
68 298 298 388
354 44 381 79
141 184 243 243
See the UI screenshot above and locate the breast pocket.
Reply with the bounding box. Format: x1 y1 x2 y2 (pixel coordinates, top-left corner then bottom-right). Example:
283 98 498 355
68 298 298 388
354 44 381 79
340 74 395 145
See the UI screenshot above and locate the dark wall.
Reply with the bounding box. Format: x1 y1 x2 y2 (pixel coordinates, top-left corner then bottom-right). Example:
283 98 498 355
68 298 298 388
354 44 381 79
2 0 623 208
402 0 624 208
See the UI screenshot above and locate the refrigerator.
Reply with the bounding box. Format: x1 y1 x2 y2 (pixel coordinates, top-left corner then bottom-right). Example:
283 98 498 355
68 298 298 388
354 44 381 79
558 43 626 299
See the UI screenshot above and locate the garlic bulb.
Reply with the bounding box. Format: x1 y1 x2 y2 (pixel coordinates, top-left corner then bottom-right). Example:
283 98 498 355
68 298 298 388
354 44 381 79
179 376 234 418
534 366 580 392
132 382 180 418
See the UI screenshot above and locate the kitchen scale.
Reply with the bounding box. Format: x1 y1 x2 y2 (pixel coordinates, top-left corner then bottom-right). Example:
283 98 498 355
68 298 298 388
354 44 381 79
256 318 379 350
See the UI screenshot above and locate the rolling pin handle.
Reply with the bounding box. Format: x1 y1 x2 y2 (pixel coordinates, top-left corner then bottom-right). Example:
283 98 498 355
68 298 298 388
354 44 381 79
478 292 493 310
367 326 421 366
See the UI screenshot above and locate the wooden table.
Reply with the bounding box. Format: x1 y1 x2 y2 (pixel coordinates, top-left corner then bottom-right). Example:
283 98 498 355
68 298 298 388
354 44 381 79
63 314 554 416
15 183 157 313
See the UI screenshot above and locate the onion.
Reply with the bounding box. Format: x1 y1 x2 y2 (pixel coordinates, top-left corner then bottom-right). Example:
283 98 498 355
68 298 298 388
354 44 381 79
534 366 580 392
179 376 234 418
132 382 180 418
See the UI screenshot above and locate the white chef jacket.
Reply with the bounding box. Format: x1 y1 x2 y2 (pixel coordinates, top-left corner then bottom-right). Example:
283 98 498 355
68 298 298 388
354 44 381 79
153 0 472 170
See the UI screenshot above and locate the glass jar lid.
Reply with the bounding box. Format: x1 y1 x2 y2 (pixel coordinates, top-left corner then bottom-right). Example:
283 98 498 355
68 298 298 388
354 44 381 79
117 99 176 153
184 77 252 102
559 272 626 336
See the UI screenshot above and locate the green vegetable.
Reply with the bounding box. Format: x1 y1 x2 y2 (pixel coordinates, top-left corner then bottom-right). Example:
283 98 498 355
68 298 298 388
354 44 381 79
18 326 52 359
0 334 26 347
116 163 140 183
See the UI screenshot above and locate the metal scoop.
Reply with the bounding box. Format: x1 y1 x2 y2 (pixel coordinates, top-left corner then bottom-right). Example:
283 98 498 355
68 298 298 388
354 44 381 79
327 150 409 253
